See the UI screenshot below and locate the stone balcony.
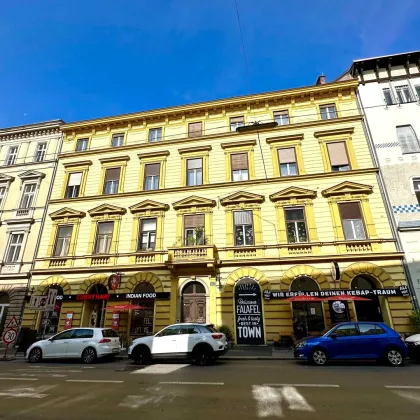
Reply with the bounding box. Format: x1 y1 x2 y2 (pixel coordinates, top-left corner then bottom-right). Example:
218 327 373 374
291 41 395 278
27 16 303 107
166 245 217 270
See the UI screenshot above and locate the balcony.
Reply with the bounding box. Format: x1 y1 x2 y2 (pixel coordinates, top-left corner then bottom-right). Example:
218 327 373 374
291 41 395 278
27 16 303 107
167 245 216 270
13 208 34 219
133 251 164 265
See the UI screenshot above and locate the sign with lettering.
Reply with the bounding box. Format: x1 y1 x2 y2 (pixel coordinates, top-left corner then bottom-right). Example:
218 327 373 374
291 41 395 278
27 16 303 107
49 292 171 301
329 300 350 324
111 312 120 330
263 286 410 300
64 312 73 330
235 278 264 345
28 288 58 311
76 294 110 301
130 302 155 336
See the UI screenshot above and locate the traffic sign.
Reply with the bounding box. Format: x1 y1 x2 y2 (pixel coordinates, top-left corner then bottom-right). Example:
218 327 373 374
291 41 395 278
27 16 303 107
5 316 18 330
2 328 17 345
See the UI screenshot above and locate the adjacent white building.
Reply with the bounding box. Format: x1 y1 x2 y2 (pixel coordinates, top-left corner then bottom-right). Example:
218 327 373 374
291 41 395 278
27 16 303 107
339 51 420 305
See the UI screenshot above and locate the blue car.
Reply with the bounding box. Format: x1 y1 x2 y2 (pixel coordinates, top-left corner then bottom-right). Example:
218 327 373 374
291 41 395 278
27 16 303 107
293 322 408 366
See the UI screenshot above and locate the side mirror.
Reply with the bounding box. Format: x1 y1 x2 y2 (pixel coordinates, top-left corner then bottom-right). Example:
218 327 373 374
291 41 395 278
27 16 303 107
155 333 162 338
329 333 338 339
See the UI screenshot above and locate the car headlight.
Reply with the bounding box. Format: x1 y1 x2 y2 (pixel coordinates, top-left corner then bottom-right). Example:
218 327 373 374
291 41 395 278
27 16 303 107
295 341 307 349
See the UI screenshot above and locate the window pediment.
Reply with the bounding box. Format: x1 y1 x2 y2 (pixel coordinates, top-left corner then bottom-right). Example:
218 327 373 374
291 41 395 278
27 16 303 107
129 199 169 214
88 203 126 216
50 207 86 220
220 191 264 206
18 170 45 180
0 174 15 184
270 187 317 202
322 181 373 197
173 195 216 210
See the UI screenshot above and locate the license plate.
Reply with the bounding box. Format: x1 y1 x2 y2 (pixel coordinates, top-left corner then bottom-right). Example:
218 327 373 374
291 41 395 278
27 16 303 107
112 348 120 353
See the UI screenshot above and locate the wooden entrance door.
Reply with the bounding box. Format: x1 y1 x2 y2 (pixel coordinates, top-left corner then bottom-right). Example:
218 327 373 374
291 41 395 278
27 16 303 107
182 281 206 323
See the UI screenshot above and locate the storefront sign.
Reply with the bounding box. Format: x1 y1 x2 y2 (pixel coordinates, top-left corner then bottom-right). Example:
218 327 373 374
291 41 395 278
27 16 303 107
56 292 170 301
64 312 73 330
76 294 110 301
130 303 154 336
126 293 156 299
263 286 410 299
111 312 120 330
28 288 58 311
329 300 350 323
235 278 264 345
108 274 120 291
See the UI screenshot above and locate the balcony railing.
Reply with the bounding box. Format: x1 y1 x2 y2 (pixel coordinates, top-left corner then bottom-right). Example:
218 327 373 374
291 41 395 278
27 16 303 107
167 245 216 265
13 208 34 219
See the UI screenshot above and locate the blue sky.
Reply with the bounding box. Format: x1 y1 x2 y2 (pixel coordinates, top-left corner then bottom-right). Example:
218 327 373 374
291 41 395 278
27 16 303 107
1 0 419 127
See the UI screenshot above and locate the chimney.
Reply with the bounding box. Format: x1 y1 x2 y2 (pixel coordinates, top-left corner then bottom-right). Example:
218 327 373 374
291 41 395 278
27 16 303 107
316 74 326 85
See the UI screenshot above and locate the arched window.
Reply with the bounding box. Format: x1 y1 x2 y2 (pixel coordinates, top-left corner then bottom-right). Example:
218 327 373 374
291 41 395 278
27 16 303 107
39 285 64 336
352 276 383 322
130 282 155 337
182 281 206 295
86 283 108 328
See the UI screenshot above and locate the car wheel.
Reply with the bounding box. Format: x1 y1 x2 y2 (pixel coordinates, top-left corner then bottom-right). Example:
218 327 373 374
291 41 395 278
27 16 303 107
133 346 151 365
193 346 214 366
28 348 42 363
386 348 404 367
81 347 97 364
310 349 328 366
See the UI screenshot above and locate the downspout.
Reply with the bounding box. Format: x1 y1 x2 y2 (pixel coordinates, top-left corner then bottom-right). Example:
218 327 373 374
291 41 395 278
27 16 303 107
356 91 419 310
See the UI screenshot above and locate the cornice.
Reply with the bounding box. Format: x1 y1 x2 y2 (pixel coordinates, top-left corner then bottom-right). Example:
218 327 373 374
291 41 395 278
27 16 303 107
0 120 63 142
266 134 304 144
221 139 257 149
99 155 130 164
178 145 212 154
138 150 170 159
62 160 93 168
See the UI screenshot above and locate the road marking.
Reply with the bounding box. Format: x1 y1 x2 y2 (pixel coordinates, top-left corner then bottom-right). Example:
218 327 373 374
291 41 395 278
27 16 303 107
120 394 165 409
0 378 38 381
65 379 124 384
253 385 282 418
159 381 224 386
281 386 314 412
131 364 189 375
392 390 420 405
0 385 56 399
263 383 339 388
385 386 420 389
16 369 83 373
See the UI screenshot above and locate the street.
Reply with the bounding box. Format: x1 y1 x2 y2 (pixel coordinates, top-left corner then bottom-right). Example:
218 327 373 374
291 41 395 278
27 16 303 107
0 359 419 419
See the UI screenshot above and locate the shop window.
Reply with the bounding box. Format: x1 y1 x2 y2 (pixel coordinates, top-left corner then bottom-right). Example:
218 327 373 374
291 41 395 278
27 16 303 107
327 142 350 171
53 225 73 257
285 208 308 243
278 147 298 176
35 142 47 162
138 218 156 251
397 125 420 154
234 210 254 246
111 133 124 147
188 122 202 138
130 282 155 336
274 110 290 126
184 214 205 246
149 128 162 142
338 202 366 240
5 233 24 263
5 146 18 166
65 172 82 198
94 221 114 254
103 168 121 195
144 163 160 191
230 116 244 132
76 138 89 151
231 153 249 181
39 285 63 336
186 158 203 186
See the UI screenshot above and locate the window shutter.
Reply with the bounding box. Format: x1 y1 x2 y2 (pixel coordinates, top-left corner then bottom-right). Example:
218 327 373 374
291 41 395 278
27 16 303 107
338 202 362 220
278 147 296 164
231 153 248 170
234 210 253 225
105 167 121 181
68 172 82 186
188 122 202 137
230 116 244 124
141 218 157 232
397 125 420 153
144 163 160 176
184 214 205 228
327 142 349 166
187 158 202 169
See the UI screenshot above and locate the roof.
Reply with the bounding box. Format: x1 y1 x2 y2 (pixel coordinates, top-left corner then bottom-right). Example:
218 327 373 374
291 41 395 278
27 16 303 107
0 119 64 133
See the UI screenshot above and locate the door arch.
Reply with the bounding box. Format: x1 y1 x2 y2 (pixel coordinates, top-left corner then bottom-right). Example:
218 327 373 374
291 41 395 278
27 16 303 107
0 293 10 336
290 276 325 337
38 285 63 336
83 283 108 328
130 282 155 337
234 277 264 345
352 276 384 322
181 281 206 323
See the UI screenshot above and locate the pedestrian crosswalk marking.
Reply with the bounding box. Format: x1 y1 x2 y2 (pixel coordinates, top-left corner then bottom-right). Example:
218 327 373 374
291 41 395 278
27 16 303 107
0 385 57 399
392 390 420 405
131 363 189 375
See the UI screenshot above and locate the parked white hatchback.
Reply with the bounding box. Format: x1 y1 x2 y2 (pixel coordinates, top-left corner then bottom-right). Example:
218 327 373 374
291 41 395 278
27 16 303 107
26 328 120 364
128 323 228 366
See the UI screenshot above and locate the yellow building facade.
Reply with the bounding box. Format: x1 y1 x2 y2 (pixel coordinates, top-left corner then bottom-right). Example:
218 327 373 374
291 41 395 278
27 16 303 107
23 80 413 344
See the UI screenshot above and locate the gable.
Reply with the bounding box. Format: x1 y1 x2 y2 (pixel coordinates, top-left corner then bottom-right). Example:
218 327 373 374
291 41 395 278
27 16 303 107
173 195 216 210
0 174 15 183
49 207 86 220
322 181 373 197
19 170 45 180
88 203 126 216
270 187 317 202
220 191 265 206
130 199 169 213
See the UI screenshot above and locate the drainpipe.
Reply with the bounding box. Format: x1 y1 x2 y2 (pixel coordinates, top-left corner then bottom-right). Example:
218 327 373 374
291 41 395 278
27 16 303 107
356 91 419 310
18 130 64 327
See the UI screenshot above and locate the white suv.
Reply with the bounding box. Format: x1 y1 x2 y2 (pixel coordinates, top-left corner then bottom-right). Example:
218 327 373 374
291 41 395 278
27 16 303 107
26 328 120 364
128 323 228 366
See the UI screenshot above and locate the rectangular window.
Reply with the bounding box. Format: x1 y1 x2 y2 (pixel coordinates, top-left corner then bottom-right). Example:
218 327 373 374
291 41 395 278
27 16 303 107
184 214 205 245
234 210 254 246
53 225 73 257
34 143 47 162
188 122 202 138
339 202 366 240
76 138 88 152
138 218 157 251
397 125 420 154
5 233 24 263
187 158 203 186
230 116 245 132
320 104 337 120
327 142 350 171
103 168 121 195
144 163 160 190
148 128 162 142
231 153 249 181
19 184 36 209
0 187 5 207
413 177 420 205
111 133 124 147
395 85 413 103
383 88 395 106
274 110 290 126
94 222 114 254
415 85 420 100
65 172 82 198
278 147 298 176
285 208 308 243
5 146 18 166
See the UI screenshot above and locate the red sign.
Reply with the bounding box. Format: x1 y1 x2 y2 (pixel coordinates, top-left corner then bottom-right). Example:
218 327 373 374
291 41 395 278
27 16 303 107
64 312 74 330
2 328 17 345
76 294 110 301
108 274 120 291
111 312 120 330
5 316 19 329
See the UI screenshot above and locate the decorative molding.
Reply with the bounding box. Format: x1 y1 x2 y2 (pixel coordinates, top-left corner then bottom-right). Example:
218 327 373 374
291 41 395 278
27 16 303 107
178 145 212 154
88 203 126 216
18 170 46 180
63 160 93 168
99 155 130 164
221 139 256 149
266 134 304 144
0 120 63 142
49 207 86 220
138 150 170 159
129 199 169 213
314 127 355 138
173 195 216 210
220 190 265 205
270 187 317 202
322 181 373 197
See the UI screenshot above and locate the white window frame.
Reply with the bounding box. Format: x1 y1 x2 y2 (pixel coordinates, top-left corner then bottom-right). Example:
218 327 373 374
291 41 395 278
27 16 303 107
138 219 157 251
148 128 162 142
76 138 89 152
111 133 124 147
5 232 24 263
19 183 37 209
0 185 6 209
382 87 395 106
34 142 47 162
54 225 73 257
285 207 308 243
342 219 366 240
144 175 159 191
94 222 114 254
395 84 413 103
319 104 337 120
232 169 249 182
230 116 245 132
274 110 290 126
280 162 298 176
5 146 18 166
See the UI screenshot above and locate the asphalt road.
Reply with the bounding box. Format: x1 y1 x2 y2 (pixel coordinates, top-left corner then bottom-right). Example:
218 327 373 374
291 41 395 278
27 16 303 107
0 359 419 419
